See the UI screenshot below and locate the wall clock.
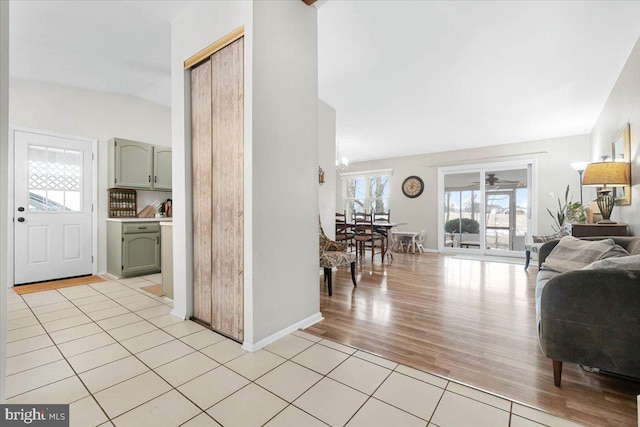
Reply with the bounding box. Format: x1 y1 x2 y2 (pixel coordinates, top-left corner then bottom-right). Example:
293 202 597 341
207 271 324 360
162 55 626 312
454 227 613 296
402 176 424 198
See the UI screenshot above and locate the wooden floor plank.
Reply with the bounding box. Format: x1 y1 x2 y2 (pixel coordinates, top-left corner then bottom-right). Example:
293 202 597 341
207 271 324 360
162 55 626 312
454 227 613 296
307 252 640 427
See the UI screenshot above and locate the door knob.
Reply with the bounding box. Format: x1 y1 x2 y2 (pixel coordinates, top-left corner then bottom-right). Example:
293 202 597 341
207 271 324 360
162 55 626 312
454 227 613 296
17 217 25 222
17 207 25 212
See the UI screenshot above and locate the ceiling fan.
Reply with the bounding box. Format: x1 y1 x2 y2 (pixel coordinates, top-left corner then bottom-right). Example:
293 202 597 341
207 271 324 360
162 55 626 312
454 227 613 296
473 173 521 188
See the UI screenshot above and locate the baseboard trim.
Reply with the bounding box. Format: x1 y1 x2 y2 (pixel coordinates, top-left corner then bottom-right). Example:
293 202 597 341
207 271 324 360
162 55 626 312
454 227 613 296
170 308 187 320
241 312 323 352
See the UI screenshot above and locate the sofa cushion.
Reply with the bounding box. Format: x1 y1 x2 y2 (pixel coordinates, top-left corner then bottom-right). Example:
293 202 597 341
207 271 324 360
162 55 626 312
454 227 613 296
626 239 640 255
535 269 559 327
532 231 565 243
599 244 630 259
582 254 640 270
542 236 615 273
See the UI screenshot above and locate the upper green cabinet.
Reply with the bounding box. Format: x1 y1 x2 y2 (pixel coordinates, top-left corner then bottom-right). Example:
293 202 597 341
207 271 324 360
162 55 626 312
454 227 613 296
111 138 153 188
153 146 172 190
109 138 172 190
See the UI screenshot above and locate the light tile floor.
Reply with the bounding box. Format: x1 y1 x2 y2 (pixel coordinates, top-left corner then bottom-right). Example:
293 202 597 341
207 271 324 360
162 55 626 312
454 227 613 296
5 274 583 427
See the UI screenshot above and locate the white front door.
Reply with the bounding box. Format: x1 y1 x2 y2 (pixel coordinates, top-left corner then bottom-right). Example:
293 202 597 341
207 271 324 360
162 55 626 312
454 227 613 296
14 130 94 284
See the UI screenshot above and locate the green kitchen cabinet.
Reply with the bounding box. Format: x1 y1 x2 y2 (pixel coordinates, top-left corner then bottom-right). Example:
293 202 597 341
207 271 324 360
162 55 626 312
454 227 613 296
108 138 172 190
153 146 172 190
107 221 161 278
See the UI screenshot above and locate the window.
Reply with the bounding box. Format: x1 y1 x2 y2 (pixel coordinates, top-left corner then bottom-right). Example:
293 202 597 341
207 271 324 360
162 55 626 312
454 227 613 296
28 145 82 212
342 170 391 218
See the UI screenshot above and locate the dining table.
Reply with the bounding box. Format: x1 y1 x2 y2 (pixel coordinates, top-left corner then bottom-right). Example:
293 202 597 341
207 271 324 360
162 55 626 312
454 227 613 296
391 230 420 254
345 221 405 231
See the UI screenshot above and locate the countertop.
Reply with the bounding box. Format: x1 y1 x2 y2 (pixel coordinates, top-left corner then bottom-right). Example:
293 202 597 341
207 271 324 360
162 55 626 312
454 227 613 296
160 221 173 227
107 217 173 223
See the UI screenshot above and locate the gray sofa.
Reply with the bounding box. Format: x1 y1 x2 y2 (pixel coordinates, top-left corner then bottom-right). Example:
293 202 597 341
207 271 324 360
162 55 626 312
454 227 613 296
536 236 640 386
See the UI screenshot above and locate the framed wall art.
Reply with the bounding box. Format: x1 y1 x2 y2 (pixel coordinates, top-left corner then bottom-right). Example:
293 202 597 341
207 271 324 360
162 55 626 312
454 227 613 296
611 123 631 205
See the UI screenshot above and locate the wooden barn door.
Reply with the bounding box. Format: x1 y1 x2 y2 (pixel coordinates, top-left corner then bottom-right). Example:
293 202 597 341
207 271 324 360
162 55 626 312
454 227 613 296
191 34 244 342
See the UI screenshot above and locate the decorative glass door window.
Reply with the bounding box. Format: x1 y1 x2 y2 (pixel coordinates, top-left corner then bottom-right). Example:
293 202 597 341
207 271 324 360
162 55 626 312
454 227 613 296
28 145 82 212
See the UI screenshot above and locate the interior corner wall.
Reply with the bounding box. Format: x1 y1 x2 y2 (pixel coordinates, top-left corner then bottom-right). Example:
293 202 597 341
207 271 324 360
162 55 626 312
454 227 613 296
170 2 254 335
590 36 640 233
319 99 336 238
8 80 171 275
252 0 319 343
340 135 589 250
0 0 9 403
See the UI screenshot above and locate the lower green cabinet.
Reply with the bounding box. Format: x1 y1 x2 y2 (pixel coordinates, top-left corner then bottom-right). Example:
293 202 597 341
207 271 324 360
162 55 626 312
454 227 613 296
107 221 161 278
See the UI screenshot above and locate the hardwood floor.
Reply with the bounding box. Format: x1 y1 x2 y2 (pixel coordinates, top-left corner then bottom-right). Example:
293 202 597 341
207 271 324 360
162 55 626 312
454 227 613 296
307 251 640 427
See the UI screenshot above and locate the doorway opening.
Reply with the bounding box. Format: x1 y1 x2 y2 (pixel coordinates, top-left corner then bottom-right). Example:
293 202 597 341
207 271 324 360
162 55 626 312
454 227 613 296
439 161 535 257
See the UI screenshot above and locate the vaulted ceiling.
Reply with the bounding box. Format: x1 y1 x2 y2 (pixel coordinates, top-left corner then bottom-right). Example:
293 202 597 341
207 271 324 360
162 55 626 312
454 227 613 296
9 1 193 107
9 1 640 162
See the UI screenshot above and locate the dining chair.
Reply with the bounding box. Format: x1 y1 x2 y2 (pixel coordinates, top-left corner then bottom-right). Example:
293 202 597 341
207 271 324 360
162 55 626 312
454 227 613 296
335 211 354 251
397 235 414 252
373 210 392 260
373 211 390 223
389 232 401 252
353 212 385 262
415 230 426 253
444 232 455 247
398 237 408 252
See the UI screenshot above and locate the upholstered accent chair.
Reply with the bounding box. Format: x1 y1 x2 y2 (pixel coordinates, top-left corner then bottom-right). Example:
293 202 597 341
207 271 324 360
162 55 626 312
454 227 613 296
320 219 357 296
524 228 570 270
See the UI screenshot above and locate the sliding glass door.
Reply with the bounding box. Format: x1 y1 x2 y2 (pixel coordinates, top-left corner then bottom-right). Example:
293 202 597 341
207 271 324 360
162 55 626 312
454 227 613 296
443 172 482 251
484 168 529 255
440 162 533 256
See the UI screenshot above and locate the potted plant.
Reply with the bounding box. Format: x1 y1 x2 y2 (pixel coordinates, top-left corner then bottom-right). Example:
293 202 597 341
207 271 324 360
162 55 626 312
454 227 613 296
547 185 587 232
566 201 587 224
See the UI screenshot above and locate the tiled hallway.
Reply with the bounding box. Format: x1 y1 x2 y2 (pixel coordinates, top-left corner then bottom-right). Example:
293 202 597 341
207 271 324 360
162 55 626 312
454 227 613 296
6 275 581 427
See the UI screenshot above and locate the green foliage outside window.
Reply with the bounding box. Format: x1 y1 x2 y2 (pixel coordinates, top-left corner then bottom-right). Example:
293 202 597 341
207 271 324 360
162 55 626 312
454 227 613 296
444 218 480 234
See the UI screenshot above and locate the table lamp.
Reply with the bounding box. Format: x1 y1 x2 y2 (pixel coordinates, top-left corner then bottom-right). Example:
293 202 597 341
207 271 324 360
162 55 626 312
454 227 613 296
581 162 630 223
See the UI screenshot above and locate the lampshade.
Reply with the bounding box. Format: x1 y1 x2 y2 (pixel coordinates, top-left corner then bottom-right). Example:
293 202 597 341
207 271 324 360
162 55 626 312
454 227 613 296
570 162 588 173
582 162 630 187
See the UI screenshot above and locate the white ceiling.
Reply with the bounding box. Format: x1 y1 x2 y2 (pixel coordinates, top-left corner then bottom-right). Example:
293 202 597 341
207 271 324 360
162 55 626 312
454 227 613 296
9 0 194 107
319 1 640 161
9 1 640 162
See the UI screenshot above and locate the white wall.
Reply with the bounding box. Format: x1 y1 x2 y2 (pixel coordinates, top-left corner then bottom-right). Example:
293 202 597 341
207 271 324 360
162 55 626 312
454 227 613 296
590 37 640 233
252 0 319 343
9 79 171 273
171 0 320 347
171 0 254 332
339 135 589 250
0 0 9 403
319 99 336 238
